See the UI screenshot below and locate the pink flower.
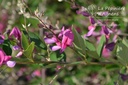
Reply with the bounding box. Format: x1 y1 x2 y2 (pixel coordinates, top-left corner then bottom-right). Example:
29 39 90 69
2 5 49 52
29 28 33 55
44 26 74 52
102 47 111 58
16 51 23 58
85 25 96 37
9 27 21 41
44 37 56 44
50 46 61 51
56 65 62 72
6 61 16 68
0 49 11 66
58 26 65 39
61 29 74 52
102 42 115 58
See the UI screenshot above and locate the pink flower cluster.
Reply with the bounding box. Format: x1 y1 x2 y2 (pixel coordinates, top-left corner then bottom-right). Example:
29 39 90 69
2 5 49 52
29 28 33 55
76 7 121 58
0 27 22 67
44 26 74 52
9 27 21 42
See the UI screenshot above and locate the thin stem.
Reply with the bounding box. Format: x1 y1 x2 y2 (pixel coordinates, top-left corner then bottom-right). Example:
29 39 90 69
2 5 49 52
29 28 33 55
49 73 58 85
16 61 81 64
16 60 115 66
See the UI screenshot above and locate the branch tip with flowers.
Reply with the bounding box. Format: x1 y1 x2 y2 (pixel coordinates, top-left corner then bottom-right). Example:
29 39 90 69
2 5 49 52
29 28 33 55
0 0 128 84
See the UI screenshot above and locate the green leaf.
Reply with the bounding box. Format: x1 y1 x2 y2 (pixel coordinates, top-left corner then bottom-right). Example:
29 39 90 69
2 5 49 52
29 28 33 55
116 41 128 66
23 42 35 62
21 32 29 50
84 40 98 59
50 52 58 61
86 50 99 59
97 35 106 57
122 38 128 47
28 32 47 49
84 40 95 51
72 28 86 53
73 43 82 52
50 51 66 61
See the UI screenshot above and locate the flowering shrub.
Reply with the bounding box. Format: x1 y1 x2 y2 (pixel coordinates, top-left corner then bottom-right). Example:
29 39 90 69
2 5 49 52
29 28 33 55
0 0 128 85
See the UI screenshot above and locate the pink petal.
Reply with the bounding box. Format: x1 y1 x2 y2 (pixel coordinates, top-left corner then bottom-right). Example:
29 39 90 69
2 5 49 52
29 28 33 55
4 56 11 62
61 44 67 52
9 27 21 40
66 39 73 45
32 70 41 77
61 35 68 52
0 35 5 39
16 51 23 57
50 46 61 51
62 29 73 45
6 61 16 68
58 26 65 38
62 35 68 46
102 47 111 58
61 29 74 51
66 33 74 46
44 38 56 44
86 27 95 37
88 25 95 30
0 49 5 65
